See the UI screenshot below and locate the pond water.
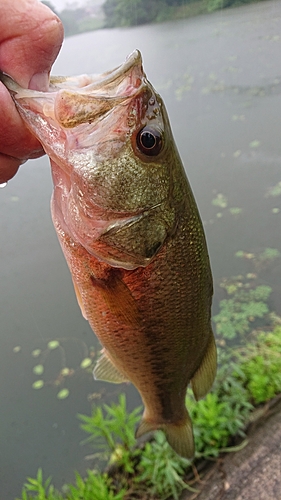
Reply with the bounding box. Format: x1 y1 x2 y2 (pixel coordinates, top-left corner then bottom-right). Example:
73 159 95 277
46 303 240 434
1 1 281 496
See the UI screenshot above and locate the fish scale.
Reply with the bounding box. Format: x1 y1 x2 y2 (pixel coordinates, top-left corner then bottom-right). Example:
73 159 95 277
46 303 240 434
0 49 216 458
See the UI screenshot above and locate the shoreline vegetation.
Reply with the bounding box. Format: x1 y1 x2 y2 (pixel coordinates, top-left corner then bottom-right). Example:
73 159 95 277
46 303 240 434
42 0 267 38
18 247 281 499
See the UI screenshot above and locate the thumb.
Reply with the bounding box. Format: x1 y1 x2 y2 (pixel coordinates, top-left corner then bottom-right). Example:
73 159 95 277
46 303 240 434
0 0 64 90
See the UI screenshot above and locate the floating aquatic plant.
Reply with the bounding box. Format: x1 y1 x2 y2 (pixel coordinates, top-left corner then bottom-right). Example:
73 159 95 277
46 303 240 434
212 193 228 208
229 207 242 215
80 358 92 369
29 338 96 398
213 274 272 340
47 340 60 350
233 150 241 158
33 364 44 376
235 248 280 272
32 380 44 390
265 181 281 198
31 349 42 357
249 139 260 148
57 389 70 400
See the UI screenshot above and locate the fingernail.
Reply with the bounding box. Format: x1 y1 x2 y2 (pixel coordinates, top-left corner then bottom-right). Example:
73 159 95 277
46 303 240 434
29 72 50 91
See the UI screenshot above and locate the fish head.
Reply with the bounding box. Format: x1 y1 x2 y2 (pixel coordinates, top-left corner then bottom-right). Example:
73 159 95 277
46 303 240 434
2 50 182 269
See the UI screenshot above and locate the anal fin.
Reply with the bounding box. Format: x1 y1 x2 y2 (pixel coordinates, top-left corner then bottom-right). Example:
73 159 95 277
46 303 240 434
93 351 128 384
191 331 217 401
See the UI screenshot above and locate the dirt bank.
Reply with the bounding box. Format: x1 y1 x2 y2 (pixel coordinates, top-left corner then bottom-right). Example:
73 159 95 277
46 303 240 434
182 398 281 500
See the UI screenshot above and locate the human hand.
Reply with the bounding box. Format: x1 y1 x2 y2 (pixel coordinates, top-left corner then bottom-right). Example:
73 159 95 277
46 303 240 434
0 0 63 183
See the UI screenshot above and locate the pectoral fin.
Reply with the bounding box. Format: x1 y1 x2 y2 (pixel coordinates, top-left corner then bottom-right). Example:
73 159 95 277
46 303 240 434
93 351 128 384
90 271 141 328
191 331 217 401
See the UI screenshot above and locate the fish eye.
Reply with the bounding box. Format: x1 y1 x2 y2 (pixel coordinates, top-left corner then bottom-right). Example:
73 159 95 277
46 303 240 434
136 127 162 156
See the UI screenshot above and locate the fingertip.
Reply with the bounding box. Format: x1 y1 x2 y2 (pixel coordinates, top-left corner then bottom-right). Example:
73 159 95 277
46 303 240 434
0 0 64 89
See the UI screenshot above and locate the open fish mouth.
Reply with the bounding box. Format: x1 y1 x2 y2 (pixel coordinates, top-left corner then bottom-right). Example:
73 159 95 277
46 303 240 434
0 49 144 94
51 49 146 96
0 49 146 129
0 50 150 171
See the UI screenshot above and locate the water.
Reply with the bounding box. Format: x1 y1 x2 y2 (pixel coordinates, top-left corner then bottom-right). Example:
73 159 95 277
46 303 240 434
1 1 281 496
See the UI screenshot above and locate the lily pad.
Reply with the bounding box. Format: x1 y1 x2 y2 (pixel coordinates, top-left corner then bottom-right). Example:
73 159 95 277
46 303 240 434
212 193 228 208
249 140 260 148
33 364 44 376
47 340 60 350
233 150 242 158
31 349 42 357
266 181 281 198
61 368 71 377
32 380 44 390
229 207 242 215
235 251 245 258
232 115 245 121
80 358 92 369
57 389 70 400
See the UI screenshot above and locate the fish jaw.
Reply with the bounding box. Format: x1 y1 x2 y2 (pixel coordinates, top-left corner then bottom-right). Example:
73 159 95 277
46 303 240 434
0 50 145 175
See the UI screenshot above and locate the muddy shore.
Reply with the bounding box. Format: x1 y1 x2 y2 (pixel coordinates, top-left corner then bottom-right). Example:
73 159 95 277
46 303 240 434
182 398 281 500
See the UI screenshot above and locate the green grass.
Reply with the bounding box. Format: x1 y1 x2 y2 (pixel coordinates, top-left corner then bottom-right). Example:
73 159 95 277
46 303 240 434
236 327 281 404
18 469 125 500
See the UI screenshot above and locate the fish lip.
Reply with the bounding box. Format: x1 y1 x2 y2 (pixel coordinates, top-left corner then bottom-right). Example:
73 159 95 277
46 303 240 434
78 49 145 95
0 49 145 98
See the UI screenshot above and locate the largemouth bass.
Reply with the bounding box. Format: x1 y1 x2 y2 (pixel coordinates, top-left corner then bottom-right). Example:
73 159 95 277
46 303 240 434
1 50 216 458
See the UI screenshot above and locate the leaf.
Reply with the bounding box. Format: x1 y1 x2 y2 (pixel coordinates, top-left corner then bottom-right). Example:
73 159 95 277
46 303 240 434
212 193 228 208
57 389 70 400
249 139 260 148
80 357 92 369
32 380 44 390
47 340 60 350
31 349 42 357
33 364 44 375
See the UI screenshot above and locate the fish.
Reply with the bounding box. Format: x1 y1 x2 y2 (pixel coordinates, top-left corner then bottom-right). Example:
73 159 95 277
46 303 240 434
0 50 216 458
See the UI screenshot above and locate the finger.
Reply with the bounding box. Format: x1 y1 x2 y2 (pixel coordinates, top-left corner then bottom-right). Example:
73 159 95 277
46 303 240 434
0 83 44 158
0 0 64 90
0 0 64 181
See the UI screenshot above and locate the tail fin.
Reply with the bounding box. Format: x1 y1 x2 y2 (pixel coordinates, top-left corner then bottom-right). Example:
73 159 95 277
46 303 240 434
135 412 194 459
